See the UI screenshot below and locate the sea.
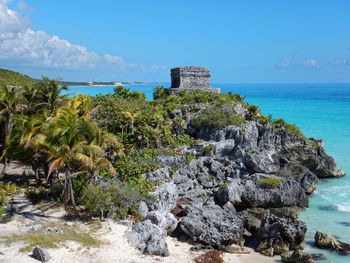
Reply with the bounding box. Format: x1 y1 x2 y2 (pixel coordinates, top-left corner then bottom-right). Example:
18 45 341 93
64 83 350 263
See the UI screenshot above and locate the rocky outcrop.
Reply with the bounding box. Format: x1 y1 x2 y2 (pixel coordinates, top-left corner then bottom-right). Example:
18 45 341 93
127 102 345 257
314 231 350 255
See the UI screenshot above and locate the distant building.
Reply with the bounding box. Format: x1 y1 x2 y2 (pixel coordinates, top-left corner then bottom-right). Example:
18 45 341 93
114 82 123 86
168 66 220 94
88 81 94 86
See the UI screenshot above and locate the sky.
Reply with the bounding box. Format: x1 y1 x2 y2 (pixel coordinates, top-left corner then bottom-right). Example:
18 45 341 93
0 0 350 83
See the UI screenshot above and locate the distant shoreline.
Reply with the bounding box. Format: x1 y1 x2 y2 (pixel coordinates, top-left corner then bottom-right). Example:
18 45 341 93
67 82 169 87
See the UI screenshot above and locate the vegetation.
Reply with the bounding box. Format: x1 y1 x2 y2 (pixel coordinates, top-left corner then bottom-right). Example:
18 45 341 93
80 180 144 220
0 68 37 88
191 107 245 132
0 182 20 223
272 118 305 138
0 68 311 221
4 222 101 252
258 177 281 188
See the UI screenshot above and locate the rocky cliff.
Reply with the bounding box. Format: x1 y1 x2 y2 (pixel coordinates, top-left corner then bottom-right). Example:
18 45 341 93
127 100 345 258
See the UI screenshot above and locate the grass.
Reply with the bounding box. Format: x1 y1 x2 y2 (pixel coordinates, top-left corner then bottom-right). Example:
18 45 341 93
3 222 101 252
258 178 281 188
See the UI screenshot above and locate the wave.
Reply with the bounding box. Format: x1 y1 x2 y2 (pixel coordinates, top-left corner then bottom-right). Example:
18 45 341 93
337 204 350 212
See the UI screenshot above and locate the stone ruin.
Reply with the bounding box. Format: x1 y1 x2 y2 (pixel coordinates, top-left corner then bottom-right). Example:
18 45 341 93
167 66 220 94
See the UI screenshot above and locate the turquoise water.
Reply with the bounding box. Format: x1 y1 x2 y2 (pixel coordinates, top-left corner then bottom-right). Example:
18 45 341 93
65 83 350 262
65 83 163 100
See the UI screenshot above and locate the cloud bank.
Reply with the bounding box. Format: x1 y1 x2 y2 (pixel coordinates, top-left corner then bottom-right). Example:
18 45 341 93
0 1 158 73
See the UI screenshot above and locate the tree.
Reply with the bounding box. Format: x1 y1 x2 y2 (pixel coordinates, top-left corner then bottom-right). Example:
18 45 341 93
45 107 115 215
0 86 22 177
36 77 69 115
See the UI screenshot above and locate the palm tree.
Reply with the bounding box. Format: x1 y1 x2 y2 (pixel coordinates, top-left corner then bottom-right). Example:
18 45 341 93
36 77 69 115
0 85 22 178
45 107 115 215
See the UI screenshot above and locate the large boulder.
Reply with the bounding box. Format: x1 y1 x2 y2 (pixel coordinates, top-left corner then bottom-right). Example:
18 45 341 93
314 231 350 255
127 220 169 256
281 250 315 263
32 246 51 262
257 214 307 255
180 205 243 248
216 175 308 209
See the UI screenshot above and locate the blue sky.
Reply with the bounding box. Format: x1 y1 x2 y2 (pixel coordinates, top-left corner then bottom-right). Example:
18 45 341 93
1 0 350 82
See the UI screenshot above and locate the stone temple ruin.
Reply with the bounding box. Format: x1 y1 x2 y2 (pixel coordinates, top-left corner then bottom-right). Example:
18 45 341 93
167 66 220 94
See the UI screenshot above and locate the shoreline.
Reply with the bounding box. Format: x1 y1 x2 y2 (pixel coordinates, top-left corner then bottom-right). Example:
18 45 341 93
67 83 169 87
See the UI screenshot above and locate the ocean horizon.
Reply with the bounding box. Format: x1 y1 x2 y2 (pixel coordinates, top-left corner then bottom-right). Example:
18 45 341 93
65 82 350 263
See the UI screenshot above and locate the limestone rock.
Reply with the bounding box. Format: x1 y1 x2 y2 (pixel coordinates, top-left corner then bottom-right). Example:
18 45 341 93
314 231 350 255
127 220 168 256
257 214 307 255
32 246 51 262
281 250 315 263
180 205 243 247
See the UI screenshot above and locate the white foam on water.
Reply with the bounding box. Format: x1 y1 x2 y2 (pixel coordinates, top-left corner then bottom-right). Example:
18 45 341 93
337 203 350 212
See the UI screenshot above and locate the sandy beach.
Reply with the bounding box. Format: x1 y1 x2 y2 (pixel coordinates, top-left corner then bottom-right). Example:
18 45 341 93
0 167 281 263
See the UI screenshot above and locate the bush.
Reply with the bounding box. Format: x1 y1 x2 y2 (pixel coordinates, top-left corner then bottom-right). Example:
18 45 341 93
191 108 245 131
25 186 62 203
0 182 20 196
258 178 281 188
80 180 144 220
272 118 305 138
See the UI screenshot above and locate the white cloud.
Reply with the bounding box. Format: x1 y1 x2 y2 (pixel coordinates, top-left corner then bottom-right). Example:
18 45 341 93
304 59 319 67
0 1 163 72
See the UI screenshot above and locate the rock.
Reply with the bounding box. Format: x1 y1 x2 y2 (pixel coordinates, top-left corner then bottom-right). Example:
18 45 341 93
32 246 51 262
146 183 178 212
180 205 243 247
224 244 250 254
314 231 350 254
127 220 168 256
155 156 187 168
301 171 318 194
314 231 339 249
260 247 274 257
310 253 327 261
138 201 149 218
257 214 306 255
216 175 308 209
28 223 42 232
146 211 177 232
144 167 171 183
281 250 315 263
171 108 182 118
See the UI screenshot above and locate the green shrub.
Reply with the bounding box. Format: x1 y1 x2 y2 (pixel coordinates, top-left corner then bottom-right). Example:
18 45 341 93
0 182 20 196
248 104 259 115
258 178 281 188
80 180 144 220
25 186 62 203
191 108 245 131
273 118 305 138
200 145 216 154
